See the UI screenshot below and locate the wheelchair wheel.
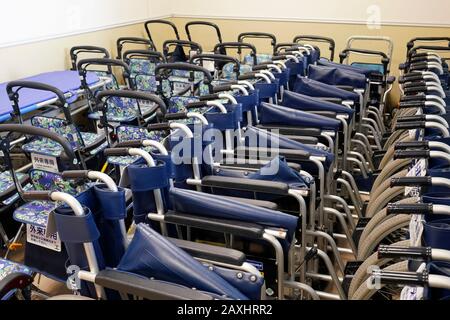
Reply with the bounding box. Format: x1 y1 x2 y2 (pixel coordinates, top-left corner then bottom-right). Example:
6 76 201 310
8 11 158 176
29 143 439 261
370 169 409 205
351 261 409 300
359 197 418 245
357 214 411 260
348 240 410 299
371 159 411 193
366 187 405 218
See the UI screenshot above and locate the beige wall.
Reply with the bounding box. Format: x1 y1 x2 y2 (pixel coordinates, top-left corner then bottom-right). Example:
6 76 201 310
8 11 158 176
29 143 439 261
0 21 169 82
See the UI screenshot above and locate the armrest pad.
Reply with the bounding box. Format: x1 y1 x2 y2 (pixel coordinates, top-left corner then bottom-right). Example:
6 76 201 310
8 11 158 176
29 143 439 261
168 237 246 266
235 146 311 161
95 269 213 300
256 124 322 136
165 211 265 239
201 175 289 195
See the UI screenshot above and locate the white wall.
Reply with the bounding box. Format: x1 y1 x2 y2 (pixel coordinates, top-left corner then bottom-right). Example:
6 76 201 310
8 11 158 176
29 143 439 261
0 0 171 48
170 0 450 27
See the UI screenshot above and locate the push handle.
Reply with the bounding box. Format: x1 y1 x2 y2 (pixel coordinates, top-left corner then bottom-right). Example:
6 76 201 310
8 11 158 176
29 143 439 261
76 58 131 76
394 121 426 131
164 112 189 121
116 37 155 59
144 20 180 44
147 123 171 132
123 49 166 63
396 115 426 122
70 45 110 70
103 148 131 157
394 141 428 150
6 81 67 106
371 270 428 286
378 245 431 260
95 90 167 115
0 124 76 161
293 35 335 60
408 45 450 59
61 170 90 179
390 177 432 187
163 40 203 55
214 42 258 59
21 191 53 202
393 150 430 160
386 203 433 215
185 21 222 43
238 32 277 53
407 37 450 51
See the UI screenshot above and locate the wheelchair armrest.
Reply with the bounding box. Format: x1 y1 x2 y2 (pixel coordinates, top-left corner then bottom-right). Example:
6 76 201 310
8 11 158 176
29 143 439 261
336 85 357 92
201 175 289 195
168 237 246 266
282 135 320 145
306 111 338 119
316 97 343 104
256 124 322 136
95 269 213 300
235 146 311 161
164 211 265 239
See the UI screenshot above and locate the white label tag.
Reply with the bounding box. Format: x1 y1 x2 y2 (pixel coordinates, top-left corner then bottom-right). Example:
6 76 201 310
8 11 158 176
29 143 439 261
31 153 59 173
405 159 427 197
173 82 190 92
26 224 61 252
410 214 425 246
401 286 424 300
202 51 216 72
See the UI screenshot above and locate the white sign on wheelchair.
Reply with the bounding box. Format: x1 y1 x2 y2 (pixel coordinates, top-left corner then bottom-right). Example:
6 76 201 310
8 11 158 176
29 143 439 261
401 263 425 300
410 213 424 247
404 159 426 197
31 153 59 173
26 224 62 252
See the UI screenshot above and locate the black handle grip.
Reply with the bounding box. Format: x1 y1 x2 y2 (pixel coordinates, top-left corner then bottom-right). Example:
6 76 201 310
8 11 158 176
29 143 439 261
123 49 166 63
144 19 180 43
238 72 259 80
185 21 222 43
340 48 388 60
147 123 171 131
22 191 53 202
61 170 90 179
393 150 430 160
407 37 450 51
404 86 428 95
396 115 426 122
235 147 311 161
6 81 67 106
403 81 427 89
104 148 131 157
200 94 223 102
398 101 426 109
374 271 428 286
164 112 189 121
185 101 209 109
394 121 426 131
378 245 432 260
238 32 277 53
394 141 429 150
386 203 433 215
163 39 203 53
116 37 155 59
212 85 234 93
400 94 426 103
390 176 432 187
70 46 110 69
293 35 335 60
76 58 130 75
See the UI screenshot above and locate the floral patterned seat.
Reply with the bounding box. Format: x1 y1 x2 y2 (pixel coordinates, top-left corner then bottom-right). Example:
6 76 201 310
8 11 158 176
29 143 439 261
107 126 164 166
221 63 253 80
243 53 273 66
0 171 31 206
13 170 87 227
0 259 32 283
22 116 106 157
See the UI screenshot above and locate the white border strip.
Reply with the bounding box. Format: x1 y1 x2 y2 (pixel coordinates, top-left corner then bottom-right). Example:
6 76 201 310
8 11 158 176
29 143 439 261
170 14 450 28
0 15 170 49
